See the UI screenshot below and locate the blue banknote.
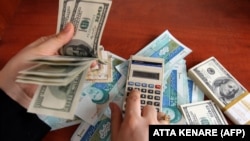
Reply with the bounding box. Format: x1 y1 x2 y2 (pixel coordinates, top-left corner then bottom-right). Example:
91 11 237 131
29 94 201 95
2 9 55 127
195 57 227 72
136 30 192 77
75 54 126 125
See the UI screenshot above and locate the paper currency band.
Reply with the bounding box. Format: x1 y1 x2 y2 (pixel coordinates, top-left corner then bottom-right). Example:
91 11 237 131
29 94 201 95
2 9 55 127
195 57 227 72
223 92 250 125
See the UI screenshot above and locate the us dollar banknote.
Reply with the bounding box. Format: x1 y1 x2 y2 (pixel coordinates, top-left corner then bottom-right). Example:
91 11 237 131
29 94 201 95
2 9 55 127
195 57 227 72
59 0 112 58
28 72 87 119
188 56 247 109
16 0 113 86
180 100 228 125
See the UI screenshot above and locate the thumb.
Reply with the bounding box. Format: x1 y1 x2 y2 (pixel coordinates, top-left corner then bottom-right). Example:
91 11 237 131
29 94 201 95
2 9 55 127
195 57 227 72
109 102 122 140
36 22 74 54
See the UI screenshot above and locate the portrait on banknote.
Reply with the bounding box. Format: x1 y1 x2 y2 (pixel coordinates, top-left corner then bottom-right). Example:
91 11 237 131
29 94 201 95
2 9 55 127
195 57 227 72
81 86 110 105
212 76 241 105
61 39 94 57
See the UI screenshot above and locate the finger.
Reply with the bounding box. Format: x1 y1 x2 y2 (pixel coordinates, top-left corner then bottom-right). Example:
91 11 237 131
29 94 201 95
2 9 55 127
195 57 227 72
141 105 157 119
35 22 74 55
157 112 170 124
125 89 141 117
110 102 122 141
90 60 99 69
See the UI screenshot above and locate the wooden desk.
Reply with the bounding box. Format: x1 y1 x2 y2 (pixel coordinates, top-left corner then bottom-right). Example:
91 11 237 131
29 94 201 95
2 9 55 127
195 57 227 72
0 0 249 140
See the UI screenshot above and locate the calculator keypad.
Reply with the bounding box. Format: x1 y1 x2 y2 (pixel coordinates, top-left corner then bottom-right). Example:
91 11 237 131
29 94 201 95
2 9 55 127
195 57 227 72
123 81 162 112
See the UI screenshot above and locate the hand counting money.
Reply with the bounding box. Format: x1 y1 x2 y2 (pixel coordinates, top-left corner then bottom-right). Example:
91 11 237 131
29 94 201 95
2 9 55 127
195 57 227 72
16 0 113 86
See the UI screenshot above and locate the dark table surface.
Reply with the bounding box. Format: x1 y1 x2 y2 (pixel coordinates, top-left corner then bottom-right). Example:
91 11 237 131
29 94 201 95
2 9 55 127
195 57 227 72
0 0 249 140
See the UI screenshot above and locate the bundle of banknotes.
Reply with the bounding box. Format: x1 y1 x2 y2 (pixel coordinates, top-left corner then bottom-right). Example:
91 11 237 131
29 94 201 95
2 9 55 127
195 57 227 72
188 56 250 124
179 100 228 125
16 0 113 86
17 0 114 120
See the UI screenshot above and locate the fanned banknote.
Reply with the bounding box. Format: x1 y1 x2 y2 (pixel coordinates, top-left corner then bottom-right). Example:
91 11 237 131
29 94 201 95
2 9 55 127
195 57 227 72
180 100 228 125
59 0 112 59
28 71 87 119
16 0 113 86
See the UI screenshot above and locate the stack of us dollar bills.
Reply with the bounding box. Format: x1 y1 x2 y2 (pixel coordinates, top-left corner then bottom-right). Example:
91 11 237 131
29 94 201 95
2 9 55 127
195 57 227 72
15 0 114 120
188 56 250 124
16 0 113 86
179 100 228 125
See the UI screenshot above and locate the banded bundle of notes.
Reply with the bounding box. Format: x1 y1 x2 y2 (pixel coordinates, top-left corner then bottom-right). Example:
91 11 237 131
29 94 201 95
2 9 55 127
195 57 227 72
179 100 228 125
188 56 250 124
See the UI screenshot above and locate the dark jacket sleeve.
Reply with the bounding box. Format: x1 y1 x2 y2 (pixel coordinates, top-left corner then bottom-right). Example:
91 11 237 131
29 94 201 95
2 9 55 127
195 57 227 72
0 89 51 141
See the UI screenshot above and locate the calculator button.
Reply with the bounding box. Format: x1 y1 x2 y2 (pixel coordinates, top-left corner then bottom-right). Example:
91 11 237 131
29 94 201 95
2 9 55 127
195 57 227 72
127 87 133 91
141 100 145 104
154 96 160 100
147 95 153 99
155 90 161 94
135 82 140 86
147 101 153 105
148 84 154 88
141 94 146 98
141 83 147 87
128 81 134 85
148 89 153 93
156 108 160 112
155 84 161 89
141 88 146 93
154 102 160 106
135 88 140 91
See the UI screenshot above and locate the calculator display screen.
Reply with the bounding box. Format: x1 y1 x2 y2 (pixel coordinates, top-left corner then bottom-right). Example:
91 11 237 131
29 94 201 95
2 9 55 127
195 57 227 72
132 70 159 80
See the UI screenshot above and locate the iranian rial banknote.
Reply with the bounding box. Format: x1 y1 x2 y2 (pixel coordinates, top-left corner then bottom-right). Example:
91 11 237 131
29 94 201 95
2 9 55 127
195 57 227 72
179 100 228 125
75 53 126 125
136 30 192 78
71 114 111 141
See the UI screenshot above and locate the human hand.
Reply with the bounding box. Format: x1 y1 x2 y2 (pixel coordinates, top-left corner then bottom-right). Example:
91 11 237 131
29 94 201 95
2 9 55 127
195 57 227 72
0 23 97 109
109 89 169 141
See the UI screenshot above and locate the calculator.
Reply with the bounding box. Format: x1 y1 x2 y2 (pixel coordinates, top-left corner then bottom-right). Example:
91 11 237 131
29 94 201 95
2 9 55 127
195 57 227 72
122 55 164 113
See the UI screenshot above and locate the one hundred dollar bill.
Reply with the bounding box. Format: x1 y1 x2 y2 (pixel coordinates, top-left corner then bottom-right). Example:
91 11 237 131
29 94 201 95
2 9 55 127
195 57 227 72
179 100 228 125
16 63 90 85
28 72 87 119
30 55 94 66
57 0 76 33
59 0 112 58
188 56 247 109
